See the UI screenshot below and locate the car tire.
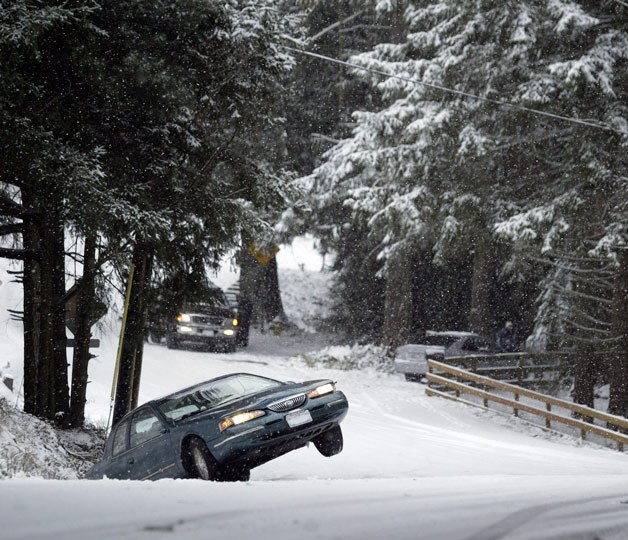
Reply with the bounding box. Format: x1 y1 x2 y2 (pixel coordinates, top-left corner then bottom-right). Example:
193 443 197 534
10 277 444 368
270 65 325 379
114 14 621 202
220 465 250 482
186 438 219 481
313 425 343 457
166 334 178 350
404 374 421 382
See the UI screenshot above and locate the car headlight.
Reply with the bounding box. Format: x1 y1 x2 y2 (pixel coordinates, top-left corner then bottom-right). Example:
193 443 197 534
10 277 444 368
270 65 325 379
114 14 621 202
179 326 193 332
219 410 265 431
307 383 336 399
176 313 191 323
223 329 234 336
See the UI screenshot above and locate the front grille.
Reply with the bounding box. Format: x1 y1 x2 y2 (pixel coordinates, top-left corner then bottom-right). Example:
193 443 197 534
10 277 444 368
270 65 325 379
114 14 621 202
191 315 224 325
267 393 306 412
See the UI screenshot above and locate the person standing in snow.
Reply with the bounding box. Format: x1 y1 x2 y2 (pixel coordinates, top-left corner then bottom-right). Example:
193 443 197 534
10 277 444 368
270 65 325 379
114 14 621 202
498 321 518 352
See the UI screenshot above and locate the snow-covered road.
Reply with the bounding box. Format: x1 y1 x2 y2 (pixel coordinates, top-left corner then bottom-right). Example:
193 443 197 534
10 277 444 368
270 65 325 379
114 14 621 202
2 330 628 539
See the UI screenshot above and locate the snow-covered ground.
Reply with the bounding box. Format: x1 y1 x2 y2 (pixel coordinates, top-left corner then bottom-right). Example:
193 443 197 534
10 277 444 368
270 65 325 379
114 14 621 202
1 263 628 539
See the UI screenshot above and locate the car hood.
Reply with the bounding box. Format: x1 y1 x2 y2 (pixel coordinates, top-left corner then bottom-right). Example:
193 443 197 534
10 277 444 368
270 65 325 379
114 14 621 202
186 307 232 318
175 379 333 424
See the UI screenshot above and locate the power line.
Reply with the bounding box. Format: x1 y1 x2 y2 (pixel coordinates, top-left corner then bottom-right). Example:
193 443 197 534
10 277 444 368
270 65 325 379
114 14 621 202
283 46 627 136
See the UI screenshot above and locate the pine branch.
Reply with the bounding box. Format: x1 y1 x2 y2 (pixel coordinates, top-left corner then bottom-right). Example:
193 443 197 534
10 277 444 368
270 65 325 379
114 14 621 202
0 195 24 218
558 332 621 345
339 24 393 35
570 273 615 290
0 195 40 220
549 282 614 306
568 306 612 328
308 10 366 44
527 255 615 275
564 318 612 335
0 222 24 236
311 133 341 145
0 247 41 261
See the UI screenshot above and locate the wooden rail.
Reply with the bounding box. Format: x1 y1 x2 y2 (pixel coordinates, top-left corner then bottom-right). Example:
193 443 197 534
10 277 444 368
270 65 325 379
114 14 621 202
426 358 628 451
441 351 572 386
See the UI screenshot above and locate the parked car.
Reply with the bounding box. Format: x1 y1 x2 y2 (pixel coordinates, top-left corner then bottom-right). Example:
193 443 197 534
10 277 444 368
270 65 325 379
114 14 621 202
85 372 348 481
166 288 239 352
394 331 502 381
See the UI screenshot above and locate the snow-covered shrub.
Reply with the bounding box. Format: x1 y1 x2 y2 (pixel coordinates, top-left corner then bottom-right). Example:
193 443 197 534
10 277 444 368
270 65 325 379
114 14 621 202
298 343 393 372
0 398 105 479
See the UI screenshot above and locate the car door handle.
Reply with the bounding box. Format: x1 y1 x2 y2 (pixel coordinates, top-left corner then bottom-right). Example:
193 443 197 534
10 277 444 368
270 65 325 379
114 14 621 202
127 458 135 465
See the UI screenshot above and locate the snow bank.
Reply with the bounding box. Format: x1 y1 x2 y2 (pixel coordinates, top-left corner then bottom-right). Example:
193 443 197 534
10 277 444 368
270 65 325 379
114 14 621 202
296 343 393 372
0 399 104 480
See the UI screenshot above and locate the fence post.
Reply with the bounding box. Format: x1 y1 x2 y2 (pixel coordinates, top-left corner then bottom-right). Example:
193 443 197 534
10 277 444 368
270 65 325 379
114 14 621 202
514 393 519 417
545 403 551 428
517 358 524 385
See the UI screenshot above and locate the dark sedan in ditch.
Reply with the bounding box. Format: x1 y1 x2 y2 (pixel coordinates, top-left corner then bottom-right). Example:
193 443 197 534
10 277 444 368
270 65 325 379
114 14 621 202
85 373 349 481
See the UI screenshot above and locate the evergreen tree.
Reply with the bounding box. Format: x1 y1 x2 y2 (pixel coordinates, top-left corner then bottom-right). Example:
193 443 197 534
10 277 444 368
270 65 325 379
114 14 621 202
1 0 299 425
306 1 627 354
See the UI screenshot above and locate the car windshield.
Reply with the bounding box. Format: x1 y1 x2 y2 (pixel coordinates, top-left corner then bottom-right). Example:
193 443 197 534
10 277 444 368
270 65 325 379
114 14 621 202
421 335 460 347
186 292 229 313
157 374 283 422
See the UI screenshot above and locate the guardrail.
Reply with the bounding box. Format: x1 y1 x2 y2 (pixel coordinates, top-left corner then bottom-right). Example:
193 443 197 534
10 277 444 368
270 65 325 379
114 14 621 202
440 351 573 388
426 358 628 451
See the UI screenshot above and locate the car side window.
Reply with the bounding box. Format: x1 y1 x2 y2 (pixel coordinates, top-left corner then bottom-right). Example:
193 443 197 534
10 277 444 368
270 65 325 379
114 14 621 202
462 338 479 351
130 408 163 448
112 419 130 457
476 338 493 352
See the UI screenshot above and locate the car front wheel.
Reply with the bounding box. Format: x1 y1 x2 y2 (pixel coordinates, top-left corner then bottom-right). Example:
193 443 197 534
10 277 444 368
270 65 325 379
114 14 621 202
313 425 343 457
166 334 178 350
186 438 219 481
220 465 250 482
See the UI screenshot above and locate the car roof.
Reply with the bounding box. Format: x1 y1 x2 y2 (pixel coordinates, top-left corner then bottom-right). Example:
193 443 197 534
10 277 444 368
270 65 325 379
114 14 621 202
426 330 480 338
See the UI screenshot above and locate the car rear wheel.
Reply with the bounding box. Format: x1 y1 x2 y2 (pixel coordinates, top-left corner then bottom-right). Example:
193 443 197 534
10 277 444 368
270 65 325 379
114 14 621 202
313 425 343 457
186 438 219 481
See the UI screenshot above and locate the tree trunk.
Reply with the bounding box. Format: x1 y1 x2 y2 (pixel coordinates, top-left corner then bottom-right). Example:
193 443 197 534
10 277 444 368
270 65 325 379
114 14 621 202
112 243 153 425
25 200 69 424
239 241 270 328
22 191 40 415
43 207 70 424
263 257 286 322
468 234 496 336
572 343 595 420
608 249 628 418
383 245 414 348
68 236 97 427
130 252 153 410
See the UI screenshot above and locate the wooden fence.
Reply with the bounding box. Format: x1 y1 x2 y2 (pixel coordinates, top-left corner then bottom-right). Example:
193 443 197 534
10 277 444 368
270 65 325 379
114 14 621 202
439 351 574 388
426 358 628 451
